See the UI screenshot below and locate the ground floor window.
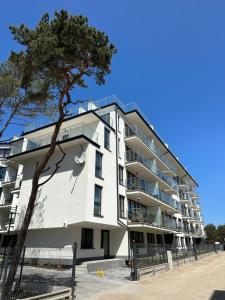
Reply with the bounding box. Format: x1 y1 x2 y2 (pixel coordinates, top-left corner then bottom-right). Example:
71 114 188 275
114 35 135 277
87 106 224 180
156 234 163 245
81 228 93 249
130 231 144 244
147 233 155 244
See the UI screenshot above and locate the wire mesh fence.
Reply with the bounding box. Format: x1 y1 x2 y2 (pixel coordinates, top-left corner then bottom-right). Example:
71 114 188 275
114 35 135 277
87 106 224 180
0 244 77 299
130 243 221 280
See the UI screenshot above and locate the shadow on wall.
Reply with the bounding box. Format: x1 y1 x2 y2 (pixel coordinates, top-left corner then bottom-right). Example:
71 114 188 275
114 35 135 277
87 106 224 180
16 189 46 230
16 143 87 230
210 290 225 300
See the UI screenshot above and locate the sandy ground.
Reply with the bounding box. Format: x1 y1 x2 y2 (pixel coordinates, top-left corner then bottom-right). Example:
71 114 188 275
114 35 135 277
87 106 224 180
89 252 225 300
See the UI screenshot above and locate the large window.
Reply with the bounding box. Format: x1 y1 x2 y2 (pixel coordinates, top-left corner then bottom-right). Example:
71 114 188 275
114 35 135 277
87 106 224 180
119 195 125 218
0 149 9 158
81 228 93 249
0 167 6 181
147 233 155 244
94 185 102 216
130 231 144 244
119 165 124 185
95 151 103 178
104 127 110 150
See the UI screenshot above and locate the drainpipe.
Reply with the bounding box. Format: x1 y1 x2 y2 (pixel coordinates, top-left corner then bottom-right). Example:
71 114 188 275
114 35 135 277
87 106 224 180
115 107 128 230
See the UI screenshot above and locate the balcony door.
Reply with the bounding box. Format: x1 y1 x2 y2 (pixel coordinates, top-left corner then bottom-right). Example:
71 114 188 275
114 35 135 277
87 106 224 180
101 230 110 258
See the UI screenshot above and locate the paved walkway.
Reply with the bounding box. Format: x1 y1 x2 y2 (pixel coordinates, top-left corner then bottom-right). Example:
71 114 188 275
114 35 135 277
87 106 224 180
89 252 225 300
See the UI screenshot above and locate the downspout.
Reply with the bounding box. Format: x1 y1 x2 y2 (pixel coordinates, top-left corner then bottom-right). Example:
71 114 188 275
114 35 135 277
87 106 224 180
115 107 130 260
115 107 128 230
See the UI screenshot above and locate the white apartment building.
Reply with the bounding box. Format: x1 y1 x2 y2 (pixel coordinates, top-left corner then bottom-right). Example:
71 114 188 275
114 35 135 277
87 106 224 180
0 97 205 261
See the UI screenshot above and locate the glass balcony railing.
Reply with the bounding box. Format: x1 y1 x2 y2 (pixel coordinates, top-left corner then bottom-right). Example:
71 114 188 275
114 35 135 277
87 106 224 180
179 191 192 202
125 126 177 174
9 123 99 156
3 174 17 183
182 209 195 219
128 208 182 232
126 177 180 211
126 150 179 192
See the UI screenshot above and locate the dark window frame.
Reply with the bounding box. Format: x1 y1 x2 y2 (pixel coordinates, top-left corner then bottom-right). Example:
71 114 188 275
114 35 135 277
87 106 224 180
94 184 102 217
104 127 110 150
119 165 124 185
81 228 94 249
119 195 125 218
95 151 103 179
130 231 144 244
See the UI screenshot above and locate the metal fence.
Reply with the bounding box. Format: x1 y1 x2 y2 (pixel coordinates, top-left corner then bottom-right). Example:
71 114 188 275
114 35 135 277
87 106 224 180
130 243 221 280
0 244 77 299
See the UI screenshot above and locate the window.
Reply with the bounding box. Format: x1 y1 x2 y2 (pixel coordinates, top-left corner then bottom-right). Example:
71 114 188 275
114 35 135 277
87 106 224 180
118 115 121 132
81 228 93 249
118 138 121 157
0 167 6 181
94 185 102 216
95 151 103 178
130 231 144 244
0 149 9 158
119 195 125 218
147 233 155 244
102 113 110 126
119 165 124 185
104 127 110 150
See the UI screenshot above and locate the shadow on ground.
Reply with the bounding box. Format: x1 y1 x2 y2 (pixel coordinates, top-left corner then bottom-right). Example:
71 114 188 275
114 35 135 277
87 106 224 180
210 290 225 300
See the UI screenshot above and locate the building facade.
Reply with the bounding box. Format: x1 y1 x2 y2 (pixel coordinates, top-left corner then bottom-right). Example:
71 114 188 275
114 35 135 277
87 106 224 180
1 97 205 260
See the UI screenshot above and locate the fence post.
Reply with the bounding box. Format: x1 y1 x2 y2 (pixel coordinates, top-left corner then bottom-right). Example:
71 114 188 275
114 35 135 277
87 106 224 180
167 251 173 270
214 243 218 254
0 247 7 280
132 243 138 281
18 246 26 289
193 244 198 261
71 242 77 299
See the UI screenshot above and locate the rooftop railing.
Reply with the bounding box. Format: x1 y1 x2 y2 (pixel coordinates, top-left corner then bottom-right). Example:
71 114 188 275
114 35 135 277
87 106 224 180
126 150 178 192
9 123 99 156
126 177 180 211
125 126 177 174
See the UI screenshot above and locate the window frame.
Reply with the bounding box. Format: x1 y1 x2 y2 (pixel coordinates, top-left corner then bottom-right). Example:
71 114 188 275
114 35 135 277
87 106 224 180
95 151 103 179
104 127 110 150
119 165 124 186
81 228 94 249
94 184 102 217
119 195 125 218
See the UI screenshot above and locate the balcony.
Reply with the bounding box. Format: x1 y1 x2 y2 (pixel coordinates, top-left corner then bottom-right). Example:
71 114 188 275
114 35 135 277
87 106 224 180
179 192 192 204
126 177 181 212
125 126 177 176
125 150 179 194
182 210 195 221
128 208 182 232
2 174 17 186
9 123 99 157
188 199 199 209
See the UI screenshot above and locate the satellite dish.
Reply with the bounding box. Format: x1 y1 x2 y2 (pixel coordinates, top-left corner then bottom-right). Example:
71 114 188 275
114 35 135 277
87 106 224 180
74 151 86 165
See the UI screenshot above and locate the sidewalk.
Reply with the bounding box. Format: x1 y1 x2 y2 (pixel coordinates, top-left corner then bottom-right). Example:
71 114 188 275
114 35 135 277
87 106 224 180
89 252 225 300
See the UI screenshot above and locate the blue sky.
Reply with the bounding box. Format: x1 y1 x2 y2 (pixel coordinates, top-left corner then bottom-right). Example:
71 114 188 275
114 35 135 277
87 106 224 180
0 0 225 225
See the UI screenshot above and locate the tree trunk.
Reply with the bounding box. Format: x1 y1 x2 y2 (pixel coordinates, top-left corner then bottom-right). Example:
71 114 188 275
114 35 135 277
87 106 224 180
0 103 19 139
1 94 66 298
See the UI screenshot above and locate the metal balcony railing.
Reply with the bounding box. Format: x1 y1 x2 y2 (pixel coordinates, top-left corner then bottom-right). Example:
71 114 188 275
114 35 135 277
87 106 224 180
10 123 99 156
128 208 182 232
125 126 177 174
126 150 179 192
126 177 180 211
